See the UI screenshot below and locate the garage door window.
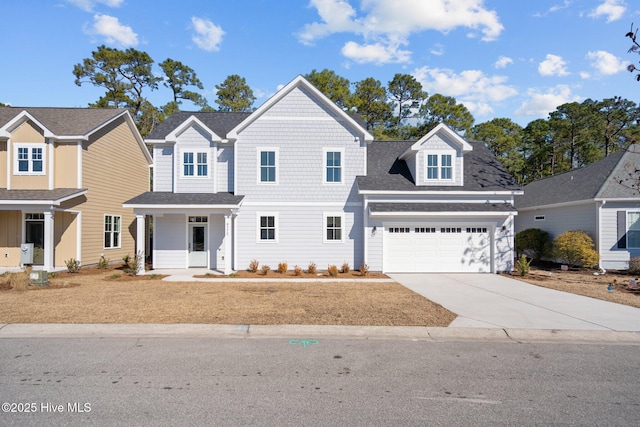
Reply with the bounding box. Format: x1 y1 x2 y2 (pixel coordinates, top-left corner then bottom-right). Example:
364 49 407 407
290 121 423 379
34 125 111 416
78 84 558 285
441 227 462 233
388 227 410 233
415 227 436 233
466 227 488 233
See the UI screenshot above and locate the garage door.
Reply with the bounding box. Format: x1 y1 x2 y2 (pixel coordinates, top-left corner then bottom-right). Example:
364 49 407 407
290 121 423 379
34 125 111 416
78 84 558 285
385 225 491 273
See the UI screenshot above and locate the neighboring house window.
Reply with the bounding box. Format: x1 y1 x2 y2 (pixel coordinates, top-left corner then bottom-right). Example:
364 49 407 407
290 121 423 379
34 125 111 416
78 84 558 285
324 149 344 183
628 211 640 248
14 143 45 175
259 149 277 183
258 214 277 242
324 214 344 242
425 152 454 181
104 215 121 249
183 151 208 177
534 215 545 221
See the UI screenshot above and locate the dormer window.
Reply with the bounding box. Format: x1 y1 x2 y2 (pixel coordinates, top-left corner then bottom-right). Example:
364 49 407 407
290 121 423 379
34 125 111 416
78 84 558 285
425 152 454 182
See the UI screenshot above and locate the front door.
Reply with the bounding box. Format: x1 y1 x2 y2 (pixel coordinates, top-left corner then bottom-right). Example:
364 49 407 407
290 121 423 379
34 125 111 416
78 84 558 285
188 224 208 267
25 213 45 265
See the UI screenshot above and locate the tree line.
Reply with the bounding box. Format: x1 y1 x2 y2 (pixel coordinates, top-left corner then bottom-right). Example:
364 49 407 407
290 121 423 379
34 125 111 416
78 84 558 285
72 45 639 186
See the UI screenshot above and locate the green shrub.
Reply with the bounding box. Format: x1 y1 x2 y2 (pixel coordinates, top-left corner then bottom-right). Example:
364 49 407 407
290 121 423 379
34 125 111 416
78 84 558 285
277 262 288 274
307 262 317 275
98 255 109 269
629 257 640 275
123 251 143 276
248 259 259 273
65 258 81 273
515 228 551 260
552 230 599 268
515 254 532 277
327 265 339 277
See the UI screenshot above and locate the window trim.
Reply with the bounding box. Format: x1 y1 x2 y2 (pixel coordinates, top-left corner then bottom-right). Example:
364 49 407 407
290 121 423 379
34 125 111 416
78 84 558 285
181 150 209 178
534 215 546 221
14 143 46 175
104 214 122 249
628 211 640 249
257 212 278 243
323 212 345 243
424 150 455 182
323 148 345 185
257 147 279 184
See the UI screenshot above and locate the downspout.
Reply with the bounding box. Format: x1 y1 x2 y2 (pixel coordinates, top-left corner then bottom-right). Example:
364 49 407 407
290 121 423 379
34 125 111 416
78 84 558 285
598 200 606 270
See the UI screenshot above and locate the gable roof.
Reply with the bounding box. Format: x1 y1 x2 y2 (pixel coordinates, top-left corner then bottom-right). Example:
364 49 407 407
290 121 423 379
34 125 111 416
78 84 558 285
399 123 473 160
227 75 374 142
357 139 522 193
516 145 639 209
145 111 251 142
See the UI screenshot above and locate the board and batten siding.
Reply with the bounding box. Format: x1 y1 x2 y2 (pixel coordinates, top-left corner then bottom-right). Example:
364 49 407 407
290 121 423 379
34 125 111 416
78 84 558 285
235 204 363 271
80 116 150 266
600 202 640 270
153 214 187 268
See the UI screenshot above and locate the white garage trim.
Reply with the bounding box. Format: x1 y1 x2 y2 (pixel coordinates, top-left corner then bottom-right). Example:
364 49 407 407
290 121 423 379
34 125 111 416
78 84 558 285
383 222 494 273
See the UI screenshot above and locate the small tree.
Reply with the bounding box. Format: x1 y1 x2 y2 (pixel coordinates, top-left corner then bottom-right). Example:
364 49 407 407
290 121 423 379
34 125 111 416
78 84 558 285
515 228 551 260
552 230 599 268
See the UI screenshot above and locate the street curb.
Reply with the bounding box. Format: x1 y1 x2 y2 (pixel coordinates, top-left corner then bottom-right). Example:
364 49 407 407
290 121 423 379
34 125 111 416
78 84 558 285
1 324 639 343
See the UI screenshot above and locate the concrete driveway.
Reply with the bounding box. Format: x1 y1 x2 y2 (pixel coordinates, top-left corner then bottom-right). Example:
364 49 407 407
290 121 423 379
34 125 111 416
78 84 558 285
390 273 640 331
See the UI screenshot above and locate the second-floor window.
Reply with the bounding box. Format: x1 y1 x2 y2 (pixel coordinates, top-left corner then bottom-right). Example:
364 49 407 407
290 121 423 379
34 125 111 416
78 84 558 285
259 150 277 183
183 152 208 177
425 152 454 181
324 149 343 183
15 144 45 175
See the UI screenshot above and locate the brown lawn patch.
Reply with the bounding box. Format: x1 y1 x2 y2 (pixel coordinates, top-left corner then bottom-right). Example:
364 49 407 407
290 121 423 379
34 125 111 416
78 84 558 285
0 265 455 326
504 266 640 309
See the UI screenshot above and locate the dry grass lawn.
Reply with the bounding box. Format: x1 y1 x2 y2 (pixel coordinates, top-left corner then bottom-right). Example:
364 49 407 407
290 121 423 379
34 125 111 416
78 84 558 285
0 265 456 326
505 266 640 309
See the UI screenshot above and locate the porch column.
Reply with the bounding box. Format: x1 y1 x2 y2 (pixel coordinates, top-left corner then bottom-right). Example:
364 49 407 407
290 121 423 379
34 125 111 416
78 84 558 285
224 213 232 275
43 210 54 271
136 214 146 275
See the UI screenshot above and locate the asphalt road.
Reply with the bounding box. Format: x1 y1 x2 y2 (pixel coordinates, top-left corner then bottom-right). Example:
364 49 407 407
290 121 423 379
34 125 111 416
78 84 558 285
1 337 638 426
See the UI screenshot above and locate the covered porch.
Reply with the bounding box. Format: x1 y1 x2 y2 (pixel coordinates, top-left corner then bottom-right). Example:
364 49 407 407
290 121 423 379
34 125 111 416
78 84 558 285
123 192 244 275
0 188 86 272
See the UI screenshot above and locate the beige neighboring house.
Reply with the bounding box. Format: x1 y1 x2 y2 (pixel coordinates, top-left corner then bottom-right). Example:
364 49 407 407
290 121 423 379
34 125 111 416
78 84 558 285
0 107 152 271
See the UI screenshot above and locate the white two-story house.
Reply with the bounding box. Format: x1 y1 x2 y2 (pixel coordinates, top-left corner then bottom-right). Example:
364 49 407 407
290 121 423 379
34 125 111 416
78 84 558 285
124 76 521 274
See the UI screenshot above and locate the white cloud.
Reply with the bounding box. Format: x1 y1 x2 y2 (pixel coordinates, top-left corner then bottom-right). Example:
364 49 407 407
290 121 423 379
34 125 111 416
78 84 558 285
589 0 626 23
538 54 569 76
586 50 627 75
413 66 517 117
515 85 581 118
298 0 503 64
86 14 138 47
341 40 411 64
430 44 445 56
191 17 225 52
67 0 124 12
495 56 513 69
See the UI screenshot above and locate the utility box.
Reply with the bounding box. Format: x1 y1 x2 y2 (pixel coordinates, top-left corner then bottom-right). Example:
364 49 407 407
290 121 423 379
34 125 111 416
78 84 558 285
20 243 34 265
30 270 49 286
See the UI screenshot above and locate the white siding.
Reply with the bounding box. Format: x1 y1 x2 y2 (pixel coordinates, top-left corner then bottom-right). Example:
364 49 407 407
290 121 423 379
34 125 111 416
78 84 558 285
154 214 187 268
414 134 464 186
153 145 174 192
516 203 597 241
217 145 234 193
174 126 216 194
235 204 363 271
600 202 640 270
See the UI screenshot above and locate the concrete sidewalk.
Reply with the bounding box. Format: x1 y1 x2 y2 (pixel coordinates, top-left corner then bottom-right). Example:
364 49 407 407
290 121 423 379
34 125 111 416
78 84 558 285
0 323 639 344
390 273 640 331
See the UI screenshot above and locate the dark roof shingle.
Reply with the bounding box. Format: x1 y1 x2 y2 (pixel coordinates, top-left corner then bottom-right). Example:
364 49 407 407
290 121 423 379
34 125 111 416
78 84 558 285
0 107 127 136
124 192 244 206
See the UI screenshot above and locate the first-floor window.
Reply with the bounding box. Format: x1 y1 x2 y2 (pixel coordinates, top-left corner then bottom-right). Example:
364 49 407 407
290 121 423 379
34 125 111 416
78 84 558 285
104 215 121 249
325 215 343 242
259 215 276 241
628 211 640 248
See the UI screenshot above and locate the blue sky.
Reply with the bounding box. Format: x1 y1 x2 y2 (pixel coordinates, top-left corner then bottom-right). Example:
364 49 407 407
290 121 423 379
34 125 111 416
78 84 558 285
1 0 638 126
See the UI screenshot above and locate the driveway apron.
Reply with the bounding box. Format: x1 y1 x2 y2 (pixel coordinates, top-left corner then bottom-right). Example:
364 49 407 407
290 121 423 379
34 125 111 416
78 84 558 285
390 273 640 331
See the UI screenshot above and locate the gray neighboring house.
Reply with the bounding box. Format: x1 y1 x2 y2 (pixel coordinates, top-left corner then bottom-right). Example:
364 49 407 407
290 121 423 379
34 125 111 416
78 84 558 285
125 75 521 274
515 144 640 270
